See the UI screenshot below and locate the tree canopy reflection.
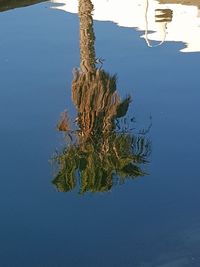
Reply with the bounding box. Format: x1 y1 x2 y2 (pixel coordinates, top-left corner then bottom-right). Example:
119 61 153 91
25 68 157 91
52 0 151 194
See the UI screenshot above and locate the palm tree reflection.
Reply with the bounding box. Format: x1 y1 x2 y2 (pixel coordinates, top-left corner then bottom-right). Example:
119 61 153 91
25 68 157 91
52 0 151 194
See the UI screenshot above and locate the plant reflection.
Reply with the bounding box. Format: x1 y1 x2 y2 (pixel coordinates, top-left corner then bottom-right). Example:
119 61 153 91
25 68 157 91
52 0 151 194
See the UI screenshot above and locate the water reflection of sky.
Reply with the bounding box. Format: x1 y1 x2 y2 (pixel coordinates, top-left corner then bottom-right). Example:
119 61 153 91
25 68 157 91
0 1 200 267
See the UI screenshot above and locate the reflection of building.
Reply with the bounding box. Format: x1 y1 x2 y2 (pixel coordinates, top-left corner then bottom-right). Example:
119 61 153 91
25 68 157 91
155 8 173 23
0 0 46 12
145 8 173 47
51 0 200 52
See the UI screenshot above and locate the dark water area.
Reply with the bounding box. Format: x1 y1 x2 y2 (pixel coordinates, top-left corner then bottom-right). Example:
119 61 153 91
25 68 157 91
0 1 200 266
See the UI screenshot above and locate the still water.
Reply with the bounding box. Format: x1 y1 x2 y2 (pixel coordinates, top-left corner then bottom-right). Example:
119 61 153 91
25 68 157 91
0 0 200 266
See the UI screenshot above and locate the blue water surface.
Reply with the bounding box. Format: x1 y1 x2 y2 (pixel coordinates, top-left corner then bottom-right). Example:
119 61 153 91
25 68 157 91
0 2 200 266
